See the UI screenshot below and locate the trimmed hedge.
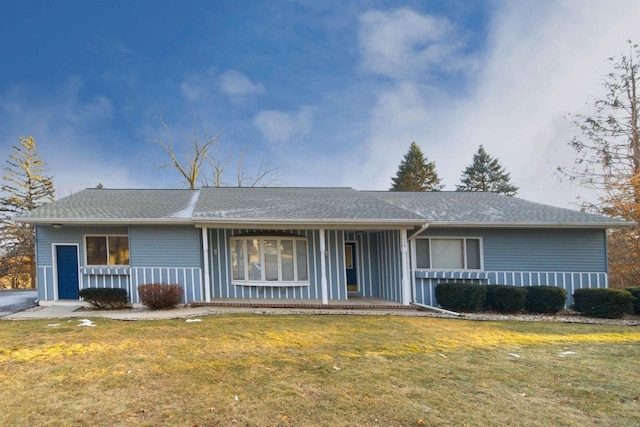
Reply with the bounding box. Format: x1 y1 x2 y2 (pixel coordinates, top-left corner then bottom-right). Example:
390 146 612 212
484 285 526 313
622 287 640 315
138 283 183 310
573 288 634 319
524 286 566 314
435 282 486 312
78 288 128 309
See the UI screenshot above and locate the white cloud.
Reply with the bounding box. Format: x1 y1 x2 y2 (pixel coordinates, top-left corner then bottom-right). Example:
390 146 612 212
179 67 217 102
342 2 640 208
0 78 148 195
358 8 474 79
254 106 315 145
180 68 263 104
219 70 264 97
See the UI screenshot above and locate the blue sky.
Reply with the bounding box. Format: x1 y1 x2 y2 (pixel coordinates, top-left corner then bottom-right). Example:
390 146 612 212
1 0 639 208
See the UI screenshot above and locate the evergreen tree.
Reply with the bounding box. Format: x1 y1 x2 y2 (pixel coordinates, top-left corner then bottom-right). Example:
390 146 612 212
0 136 55 288
390 142 443 191
456 145 518 196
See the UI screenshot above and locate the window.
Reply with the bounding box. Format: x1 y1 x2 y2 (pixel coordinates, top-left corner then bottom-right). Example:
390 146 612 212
231 237 309 283
85 235 130 266
415 237 481 270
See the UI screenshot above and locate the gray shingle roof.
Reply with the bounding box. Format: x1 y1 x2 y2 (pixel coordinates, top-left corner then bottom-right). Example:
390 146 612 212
366 191 629 227
17 189 199 223
193 187 424 223
15 187 631 228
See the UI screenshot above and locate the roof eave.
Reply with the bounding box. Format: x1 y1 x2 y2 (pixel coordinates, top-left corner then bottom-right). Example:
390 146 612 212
427 221 634 229
193 218 423 228
15 218 195 226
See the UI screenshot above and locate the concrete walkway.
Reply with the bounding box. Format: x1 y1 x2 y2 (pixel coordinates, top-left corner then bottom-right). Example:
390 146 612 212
2 303 430 321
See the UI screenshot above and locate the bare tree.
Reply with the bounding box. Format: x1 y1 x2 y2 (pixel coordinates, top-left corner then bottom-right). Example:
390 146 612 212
235 146 279 187
150 115 221 190
151 115 278 188
560 40 640 286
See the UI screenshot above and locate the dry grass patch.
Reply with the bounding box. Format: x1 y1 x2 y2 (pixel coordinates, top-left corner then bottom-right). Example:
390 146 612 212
1 315 639 426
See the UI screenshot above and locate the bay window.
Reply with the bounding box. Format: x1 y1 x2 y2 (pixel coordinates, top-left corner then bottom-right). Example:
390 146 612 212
231 237 309 284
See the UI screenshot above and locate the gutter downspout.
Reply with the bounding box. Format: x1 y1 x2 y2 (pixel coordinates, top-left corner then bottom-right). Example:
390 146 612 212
411 302 462 317
408 223 429 306
409 223 429 241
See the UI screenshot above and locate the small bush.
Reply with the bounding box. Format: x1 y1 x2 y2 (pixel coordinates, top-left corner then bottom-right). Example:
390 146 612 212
622 287 640 315
138 283 183 310
435 282 486 312
78 288 128 309
573 288 634 319
525 286 567 314
484 285 526 313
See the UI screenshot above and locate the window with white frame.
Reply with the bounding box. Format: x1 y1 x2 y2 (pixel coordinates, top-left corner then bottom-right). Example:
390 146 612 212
415 237 481 270
230 237 309 283
85 235 130 266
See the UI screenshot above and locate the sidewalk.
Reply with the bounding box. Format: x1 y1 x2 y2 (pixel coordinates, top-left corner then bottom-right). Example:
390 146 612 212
2 304 430 321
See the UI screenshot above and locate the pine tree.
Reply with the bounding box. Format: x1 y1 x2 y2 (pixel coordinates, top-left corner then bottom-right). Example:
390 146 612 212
0 136 55 288
456 145 518 196
390 142 443 191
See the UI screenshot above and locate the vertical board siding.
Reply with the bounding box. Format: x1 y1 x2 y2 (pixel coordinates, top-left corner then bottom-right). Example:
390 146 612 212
208 228 348 301
376 230 403 303
37 266 54 301
413 271 608 307
129 267 202 304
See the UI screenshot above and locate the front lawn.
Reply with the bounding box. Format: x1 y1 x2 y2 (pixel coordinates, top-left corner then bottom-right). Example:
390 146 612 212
1 315 638 426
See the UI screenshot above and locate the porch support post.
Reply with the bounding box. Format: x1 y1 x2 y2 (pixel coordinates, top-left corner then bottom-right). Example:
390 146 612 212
400 228 411 305
319 228 329 305
201 227 211 302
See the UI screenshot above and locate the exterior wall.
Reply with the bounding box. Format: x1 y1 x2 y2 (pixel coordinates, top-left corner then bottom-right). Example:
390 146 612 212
376 230 403 303
412 228 609 307
207 228 348 300
35 225 203 303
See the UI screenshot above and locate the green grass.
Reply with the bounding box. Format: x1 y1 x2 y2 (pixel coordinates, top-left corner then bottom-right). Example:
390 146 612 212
1 315 639 426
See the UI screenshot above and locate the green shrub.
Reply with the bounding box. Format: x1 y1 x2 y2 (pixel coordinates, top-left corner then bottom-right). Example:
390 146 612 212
78 288 128 309
622 287 640 315
573 288 634 319
524 286 567 314
435 282 486 312
138 283 183 310
484 285 527 313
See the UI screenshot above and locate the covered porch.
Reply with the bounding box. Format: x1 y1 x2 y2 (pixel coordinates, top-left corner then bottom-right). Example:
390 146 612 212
201 226 415 306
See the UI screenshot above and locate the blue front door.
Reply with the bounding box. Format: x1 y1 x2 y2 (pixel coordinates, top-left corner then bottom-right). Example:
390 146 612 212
56 245 79 299
345 242 358 293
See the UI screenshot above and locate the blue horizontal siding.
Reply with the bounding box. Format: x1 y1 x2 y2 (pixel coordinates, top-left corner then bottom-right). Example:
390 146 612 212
129 225 201 267
36 225 128 267
419 228 607 272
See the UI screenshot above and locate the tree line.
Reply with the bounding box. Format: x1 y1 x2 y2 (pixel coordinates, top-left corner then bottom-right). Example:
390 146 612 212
1 40 639 288
390 142 519 195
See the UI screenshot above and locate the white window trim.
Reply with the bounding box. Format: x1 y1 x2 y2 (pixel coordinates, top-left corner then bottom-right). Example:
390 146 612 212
230 236 310 286
415 236 484 271
84 234 130 267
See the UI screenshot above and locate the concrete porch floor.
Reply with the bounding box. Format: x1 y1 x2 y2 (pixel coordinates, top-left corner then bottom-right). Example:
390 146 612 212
194 297 412 310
